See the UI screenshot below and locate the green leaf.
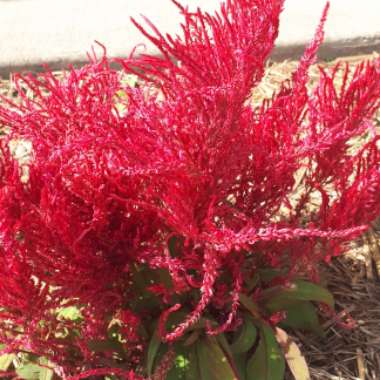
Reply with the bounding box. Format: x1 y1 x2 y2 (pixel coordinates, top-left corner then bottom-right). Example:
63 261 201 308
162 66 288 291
147 331 162 377
231 317 257 354
262 280 334 311
197 337 238 380
280 302 324 336
0 353 15 370
16 363 42 380
246 323 285 380
167 336 240 380
233 353 247 380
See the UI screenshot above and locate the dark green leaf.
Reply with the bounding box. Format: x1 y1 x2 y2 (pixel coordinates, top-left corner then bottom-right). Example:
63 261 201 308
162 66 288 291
197 337 238 380
216 332 234 358
147 331 162 376
167 336 240 380
262 280 334 311
233 353 247 380
185 346 201 379
246 323 285 380
231 317 257 354
280 302 324 336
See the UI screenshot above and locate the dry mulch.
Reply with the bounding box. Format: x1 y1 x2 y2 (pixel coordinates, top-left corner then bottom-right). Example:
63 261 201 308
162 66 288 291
285 223 379 380
297 232 380 380
0 54 379 380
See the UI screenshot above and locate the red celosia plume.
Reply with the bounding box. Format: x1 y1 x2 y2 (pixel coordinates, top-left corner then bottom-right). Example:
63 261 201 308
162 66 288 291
0 0 378 377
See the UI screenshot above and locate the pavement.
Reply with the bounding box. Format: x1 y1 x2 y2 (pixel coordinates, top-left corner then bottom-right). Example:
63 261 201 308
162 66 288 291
0 0 379 76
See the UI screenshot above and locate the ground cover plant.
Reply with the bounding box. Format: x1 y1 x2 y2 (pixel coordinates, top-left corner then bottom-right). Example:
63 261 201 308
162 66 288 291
0 0 379 379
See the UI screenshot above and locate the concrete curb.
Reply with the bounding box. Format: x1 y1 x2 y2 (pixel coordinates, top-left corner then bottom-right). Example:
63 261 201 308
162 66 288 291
0 0 379 76
273 36 380 61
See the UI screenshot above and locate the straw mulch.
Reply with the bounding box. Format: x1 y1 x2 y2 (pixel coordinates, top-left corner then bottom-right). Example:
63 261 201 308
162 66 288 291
0 53 379 380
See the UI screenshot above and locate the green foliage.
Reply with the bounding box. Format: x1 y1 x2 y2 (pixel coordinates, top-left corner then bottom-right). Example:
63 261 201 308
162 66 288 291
0 278 333 380
145 278 334 380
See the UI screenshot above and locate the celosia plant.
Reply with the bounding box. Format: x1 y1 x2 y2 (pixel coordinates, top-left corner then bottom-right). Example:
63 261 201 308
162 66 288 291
0 0 379 379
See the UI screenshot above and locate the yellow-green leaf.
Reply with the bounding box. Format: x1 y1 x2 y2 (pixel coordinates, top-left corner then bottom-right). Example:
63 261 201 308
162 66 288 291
16 363 41 380
0 353 15 370
57 306 82 321
38 358 54 380
275 328 310 380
